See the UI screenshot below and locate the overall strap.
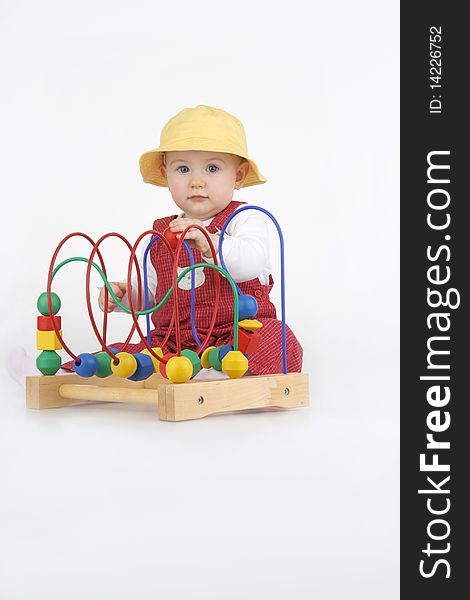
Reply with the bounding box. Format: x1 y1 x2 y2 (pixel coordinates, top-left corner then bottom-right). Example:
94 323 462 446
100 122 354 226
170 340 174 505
207 200 246 232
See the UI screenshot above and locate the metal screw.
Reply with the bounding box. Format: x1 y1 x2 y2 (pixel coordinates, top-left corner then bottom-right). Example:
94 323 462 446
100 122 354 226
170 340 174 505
284 387 290 396
197 396 204 405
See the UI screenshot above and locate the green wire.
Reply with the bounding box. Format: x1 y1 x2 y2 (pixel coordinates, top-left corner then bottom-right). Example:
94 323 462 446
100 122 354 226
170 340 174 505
52 257 240 349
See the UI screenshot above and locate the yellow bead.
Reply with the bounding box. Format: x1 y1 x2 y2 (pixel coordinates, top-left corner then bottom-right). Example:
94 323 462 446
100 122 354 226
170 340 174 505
238 319 263 331
141 347 163 372
200 345 216 369
221 350 248 379
166 356 193 383
110 352 138 378
36 329 63 351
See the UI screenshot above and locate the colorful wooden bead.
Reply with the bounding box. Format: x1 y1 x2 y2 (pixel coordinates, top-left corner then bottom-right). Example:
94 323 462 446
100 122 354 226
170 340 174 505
36 329 63 351
218 344 232 361
236 328 261 355
163 227 179 249
95 348 120 378
74 353 99 377
110 352 138 378
181 349 202 378
208 347 223 371
201 345 216 369
37 315 62 331
166 356 193 383
238 319 262 331
128 353 154 381
222 350 248 379
238 294 258 320
159 353 176 379
95 352 113 378
36 350 61 376
141 347 163 372
37 292 61 316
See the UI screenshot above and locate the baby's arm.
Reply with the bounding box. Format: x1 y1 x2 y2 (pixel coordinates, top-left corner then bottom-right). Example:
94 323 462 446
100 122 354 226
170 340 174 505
203 210 272 283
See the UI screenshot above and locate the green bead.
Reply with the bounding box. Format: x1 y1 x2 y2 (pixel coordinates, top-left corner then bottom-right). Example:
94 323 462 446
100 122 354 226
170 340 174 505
181 349 202 378
94 348 120 378
208 347 222 371
95 352 113 378
37 292 61 316
36 350 61 375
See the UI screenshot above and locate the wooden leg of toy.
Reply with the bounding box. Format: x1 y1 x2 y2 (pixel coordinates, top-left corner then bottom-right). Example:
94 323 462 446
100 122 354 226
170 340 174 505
26 373 163 409
58 384 157 405
157 372 309 421
26 374 87 409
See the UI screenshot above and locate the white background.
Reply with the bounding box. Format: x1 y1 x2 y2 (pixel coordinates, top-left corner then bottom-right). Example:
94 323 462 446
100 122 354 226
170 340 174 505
0 1 399 598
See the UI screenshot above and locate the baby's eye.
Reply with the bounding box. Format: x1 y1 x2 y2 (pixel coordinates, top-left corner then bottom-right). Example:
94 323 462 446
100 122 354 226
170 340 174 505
176 165 190 173
206 164 219 173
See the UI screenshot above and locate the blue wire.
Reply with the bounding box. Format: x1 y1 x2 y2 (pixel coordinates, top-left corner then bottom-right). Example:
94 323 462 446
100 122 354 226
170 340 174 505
186 245 201 346
142 236 201 346
142 235 158 344
218 206 288 374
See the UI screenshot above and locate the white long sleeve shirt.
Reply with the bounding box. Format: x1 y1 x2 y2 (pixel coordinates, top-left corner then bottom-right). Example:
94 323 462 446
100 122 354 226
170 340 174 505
118 209 272 310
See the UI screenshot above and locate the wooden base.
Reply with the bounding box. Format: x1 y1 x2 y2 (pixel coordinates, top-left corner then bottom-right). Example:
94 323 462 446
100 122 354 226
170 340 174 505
25 372 309 421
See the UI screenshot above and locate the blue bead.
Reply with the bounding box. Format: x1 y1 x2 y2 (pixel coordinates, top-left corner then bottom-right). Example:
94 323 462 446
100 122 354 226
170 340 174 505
238 294 258 320
219 344 233 361
74 353 99 377
127 353 154 381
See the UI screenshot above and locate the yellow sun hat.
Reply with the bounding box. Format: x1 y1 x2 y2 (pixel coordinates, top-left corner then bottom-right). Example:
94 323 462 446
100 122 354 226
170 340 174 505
139 105 267 188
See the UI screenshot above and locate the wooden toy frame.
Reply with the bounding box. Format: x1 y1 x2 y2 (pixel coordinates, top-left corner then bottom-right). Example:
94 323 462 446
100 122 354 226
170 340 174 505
26 372 309 421
31 206 309 420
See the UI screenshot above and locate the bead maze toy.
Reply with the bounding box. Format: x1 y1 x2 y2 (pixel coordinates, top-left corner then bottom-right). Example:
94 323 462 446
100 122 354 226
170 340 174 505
26 206 309 421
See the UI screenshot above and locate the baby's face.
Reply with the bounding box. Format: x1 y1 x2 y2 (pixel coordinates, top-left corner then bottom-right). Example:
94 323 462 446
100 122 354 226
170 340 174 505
160 150 248 220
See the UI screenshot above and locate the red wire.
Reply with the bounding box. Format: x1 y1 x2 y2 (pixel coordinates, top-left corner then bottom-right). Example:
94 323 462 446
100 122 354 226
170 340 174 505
172 225 220 355
126 227 220 362
46 232 109 362
126 230 174 364
86 232 143 360
46 227 222 366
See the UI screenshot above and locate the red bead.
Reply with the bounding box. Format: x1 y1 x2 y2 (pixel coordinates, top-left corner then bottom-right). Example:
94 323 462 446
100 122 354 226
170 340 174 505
37 315 62 331
235 328 261 355
163 227 179 250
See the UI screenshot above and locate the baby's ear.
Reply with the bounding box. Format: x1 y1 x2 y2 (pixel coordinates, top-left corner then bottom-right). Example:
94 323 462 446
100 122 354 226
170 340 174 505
160 164 167 181
236 159 250 187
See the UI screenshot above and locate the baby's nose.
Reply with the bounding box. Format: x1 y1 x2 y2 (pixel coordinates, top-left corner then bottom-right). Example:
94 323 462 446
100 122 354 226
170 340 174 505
190 173 206 188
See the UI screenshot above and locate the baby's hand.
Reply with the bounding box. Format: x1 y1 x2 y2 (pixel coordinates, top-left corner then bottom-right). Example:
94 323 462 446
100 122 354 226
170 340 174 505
98 281 127 312
169 217 218 257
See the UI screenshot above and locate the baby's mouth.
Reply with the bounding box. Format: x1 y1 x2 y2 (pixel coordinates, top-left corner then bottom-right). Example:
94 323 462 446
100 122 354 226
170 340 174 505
188 195 208 200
